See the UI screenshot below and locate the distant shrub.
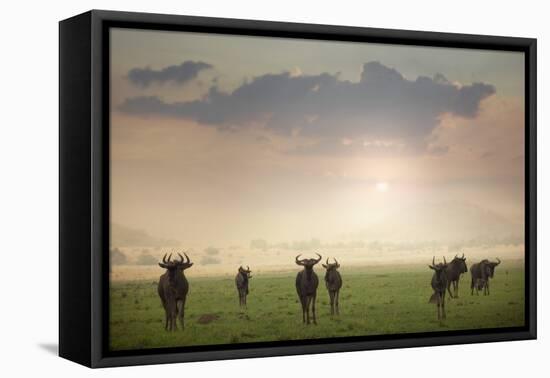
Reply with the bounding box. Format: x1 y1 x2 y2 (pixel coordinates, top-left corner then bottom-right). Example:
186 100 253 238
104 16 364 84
201 256 221 265
291 238 321 250
135 252 157 266
110 247 127 265
204 246 220 255
250 239 268 250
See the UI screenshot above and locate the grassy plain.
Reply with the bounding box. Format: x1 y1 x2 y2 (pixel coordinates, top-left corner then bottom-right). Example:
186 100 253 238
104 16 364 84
110 261 524 351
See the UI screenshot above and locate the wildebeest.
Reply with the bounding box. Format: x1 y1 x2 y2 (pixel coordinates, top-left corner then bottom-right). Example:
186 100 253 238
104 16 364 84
446 253 468 298
158 252 193 331
470 258 501 295
428 257 449 320
322 258 342 316
474 277 487 294
295 253 322 325
235 265 252 308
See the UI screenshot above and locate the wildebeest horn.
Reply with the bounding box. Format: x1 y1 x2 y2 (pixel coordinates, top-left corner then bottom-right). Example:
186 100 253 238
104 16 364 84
295 254 304 265
462 253 465 259
333 257 339 266
326 258 330 265
178 252 184 263
443 256 447 264
162 253 168 264
315 253 322 262
184 252 190 264
432 256 435 266
167 253 172 262
496 257 501 265
247 265 250 271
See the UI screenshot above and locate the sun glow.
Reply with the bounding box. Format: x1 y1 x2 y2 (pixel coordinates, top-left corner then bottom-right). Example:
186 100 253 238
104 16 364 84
375 181 389 192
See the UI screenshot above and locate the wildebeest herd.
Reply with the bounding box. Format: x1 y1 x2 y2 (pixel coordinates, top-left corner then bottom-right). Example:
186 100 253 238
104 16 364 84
428 255 502 320
156 252 501 331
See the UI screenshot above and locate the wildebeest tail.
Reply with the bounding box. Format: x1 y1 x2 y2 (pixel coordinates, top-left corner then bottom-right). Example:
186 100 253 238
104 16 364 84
428 293 438 304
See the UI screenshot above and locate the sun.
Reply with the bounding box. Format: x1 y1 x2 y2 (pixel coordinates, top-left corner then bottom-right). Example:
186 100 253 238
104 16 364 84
375 181 389 192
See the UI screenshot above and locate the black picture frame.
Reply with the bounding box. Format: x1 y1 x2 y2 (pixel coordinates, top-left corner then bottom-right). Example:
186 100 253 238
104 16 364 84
59 9 537 368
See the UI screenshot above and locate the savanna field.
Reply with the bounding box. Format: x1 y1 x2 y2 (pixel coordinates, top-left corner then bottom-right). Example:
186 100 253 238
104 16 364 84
109 260 524 351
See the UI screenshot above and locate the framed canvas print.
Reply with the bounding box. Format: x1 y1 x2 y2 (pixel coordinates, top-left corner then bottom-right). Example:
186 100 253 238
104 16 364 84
59 10 537 368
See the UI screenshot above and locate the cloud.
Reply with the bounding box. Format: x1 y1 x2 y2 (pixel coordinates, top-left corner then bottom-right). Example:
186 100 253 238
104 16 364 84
127 61 212 87
119 61 495 155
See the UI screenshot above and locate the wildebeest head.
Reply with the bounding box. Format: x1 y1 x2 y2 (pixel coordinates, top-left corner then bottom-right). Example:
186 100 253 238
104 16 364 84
322 257 340 272
452 253 468 273
428 256 449 279
296 253 322 270
238 265 252 279
158 252 193 283
484 258 501 278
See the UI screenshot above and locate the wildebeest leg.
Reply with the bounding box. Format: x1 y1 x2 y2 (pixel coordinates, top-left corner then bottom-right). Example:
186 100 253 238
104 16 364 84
485 280 490 295
441 292 446 319
305 296 312 324
454 280 459 298
177 299 185 330
436 295 441 320
312 293 317 325
166 302 173 331
300 297 307 324
161 299 169 331
167 300 175 331
471 278 474 296
447 281 454 299
329 291 335 316
171 303 178 331
335 290 340 315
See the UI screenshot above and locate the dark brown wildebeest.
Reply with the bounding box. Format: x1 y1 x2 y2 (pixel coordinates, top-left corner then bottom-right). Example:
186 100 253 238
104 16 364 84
428 256 449 321
322 258 342 316
295 253 322 325
158 252 193 331
446 253 468 298
235 265 252 308
474 277 487 294
470 258 501 295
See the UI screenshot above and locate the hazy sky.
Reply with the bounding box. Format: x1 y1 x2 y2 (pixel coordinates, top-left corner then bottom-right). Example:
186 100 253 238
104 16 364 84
110 28 525 247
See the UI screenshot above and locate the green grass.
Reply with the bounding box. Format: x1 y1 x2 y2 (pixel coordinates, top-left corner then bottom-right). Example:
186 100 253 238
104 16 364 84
109 262 524 351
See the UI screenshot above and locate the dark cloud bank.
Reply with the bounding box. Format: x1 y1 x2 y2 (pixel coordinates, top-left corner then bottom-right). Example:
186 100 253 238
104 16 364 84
119 61 495 155
127 61 212 87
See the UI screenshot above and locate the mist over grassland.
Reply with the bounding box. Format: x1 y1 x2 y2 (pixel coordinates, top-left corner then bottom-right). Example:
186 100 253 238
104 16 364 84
110 237 523 281
110 199 523 281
